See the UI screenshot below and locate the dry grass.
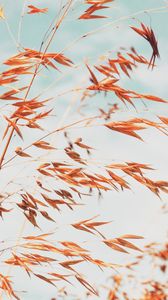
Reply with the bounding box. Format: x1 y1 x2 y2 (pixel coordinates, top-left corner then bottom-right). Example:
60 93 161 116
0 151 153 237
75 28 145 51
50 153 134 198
0 1 167 299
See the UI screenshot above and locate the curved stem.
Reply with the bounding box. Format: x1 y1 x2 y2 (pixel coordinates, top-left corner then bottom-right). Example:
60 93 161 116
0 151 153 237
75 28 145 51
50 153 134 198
0 0 73 168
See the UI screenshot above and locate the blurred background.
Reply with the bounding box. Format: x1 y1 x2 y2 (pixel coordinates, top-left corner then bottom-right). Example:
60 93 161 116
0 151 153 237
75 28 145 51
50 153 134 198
0 1 167 299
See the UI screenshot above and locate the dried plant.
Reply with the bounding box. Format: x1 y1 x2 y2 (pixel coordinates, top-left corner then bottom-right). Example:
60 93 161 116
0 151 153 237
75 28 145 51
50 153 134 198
0 1 167 299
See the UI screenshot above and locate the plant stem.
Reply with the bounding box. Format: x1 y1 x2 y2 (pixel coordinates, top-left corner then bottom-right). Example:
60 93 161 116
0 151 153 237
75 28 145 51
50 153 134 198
0 126 15 169
0 0 73 168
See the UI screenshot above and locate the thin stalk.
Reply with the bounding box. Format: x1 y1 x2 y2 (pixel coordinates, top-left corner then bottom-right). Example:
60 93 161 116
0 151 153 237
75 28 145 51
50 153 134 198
0 0 73 168
1 116 99 168
17 0 27 49
0 126 15 168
